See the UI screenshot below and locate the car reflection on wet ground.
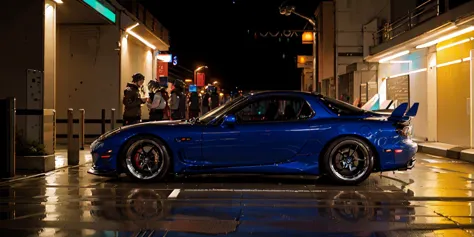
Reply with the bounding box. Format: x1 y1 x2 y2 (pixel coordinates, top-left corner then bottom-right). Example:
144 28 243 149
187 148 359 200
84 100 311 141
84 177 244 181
0 153 473 236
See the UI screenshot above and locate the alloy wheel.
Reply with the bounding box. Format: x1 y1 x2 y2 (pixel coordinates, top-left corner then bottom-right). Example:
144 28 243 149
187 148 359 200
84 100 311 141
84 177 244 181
125 139 165 180
328 140 371 182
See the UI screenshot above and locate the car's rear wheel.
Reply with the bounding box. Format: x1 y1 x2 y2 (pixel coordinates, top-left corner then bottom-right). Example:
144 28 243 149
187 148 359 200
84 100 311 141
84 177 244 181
323 137 374 185
122 136 170 181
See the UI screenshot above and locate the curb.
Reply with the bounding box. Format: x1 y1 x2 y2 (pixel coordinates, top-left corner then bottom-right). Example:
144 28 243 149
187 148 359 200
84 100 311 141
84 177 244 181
417 143 474 163
0 162 92 185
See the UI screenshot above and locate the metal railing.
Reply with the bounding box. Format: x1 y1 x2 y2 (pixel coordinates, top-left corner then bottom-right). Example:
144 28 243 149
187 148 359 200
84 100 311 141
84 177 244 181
56 108 120 141
372 0 440 46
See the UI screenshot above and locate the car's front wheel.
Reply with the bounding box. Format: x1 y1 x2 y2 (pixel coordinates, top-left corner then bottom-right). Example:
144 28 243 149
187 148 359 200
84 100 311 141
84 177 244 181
323 137 374 185
122 136 170 181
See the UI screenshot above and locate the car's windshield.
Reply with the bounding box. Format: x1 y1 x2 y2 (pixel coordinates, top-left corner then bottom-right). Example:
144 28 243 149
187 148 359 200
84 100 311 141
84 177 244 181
197 95 247 123
318 95 366 116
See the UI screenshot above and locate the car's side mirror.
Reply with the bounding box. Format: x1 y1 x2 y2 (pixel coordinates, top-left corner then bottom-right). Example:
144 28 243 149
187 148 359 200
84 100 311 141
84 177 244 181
222 114 236 127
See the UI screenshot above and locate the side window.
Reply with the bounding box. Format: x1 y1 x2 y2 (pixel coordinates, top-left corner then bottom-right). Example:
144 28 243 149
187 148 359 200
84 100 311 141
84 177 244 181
235 97 314 123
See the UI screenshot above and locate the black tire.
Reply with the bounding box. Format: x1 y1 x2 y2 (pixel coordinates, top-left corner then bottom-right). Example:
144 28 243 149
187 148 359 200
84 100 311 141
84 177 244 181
322 137 374 185
121 135 171 182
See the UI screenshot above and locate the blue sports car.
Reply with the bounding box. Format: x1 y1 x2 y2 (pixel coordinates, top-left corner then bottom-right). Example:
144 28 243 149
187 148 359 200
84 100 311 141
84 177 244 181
88 91 418 185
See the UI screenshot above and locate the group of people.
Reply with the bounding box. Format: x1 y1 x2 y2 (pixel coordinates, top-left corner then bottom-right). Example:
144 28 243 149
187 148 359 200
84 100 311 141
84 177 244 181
122 73 223 126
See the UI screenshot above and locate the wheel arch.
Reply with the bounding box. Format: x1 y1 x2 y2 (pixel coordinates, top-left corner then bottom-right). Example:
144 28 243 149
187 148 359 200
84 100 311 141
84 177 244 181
318 134 380 175
116 133 174 174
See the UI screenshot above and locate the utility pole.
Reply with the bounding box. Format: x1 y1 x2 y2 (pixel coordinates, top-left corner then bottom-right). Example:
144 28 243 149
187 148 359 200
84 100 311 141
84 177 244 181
280 6 319 93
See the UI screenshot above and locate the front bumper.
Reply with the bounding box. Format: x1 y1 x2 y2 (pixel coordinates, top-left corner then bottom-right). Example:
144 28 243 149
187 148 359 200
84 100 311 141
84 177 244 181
89 139 121 176
87 166 118 177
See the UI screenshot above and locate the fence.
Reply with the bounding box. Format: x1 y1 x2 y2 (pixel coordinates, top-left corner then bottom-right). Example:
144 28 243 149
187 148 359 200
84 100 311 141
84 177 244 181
56 108 121 139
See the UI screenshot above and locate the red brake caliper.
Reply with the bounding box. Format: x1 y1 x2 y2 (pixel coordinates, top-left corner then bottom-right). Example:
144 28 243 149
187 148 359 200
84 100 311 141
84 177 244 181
134 148 143 168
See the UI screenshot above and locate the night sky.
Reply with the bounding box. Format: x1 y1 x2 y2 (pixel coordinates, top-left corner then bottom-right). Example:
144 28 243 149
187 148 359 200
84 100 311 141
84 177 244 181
140 0 320 91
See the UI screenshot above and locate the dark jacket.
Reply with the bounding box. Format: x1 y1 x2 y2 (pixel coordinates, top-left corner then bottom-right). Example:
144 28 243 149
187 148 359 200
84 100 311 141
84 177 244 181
189 93 200 111
178 91 186 117
123 82 144 118
202 93 210 107
210 92 219 109
169 89 179 110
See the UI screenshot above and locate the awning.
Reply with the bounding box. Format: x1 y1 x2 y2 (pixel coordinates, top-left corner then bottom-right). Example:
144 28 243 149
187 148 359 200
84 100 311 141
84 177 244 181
120 12 169 51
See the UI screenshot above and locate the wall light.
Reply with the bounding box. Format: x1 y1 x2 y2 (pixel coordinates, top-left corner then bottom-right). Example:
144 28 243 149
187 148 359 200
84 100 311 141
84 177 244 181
45 3 54 14
124 23 156 50
416 26 474 49
379 50 410 63
437 37 474 51
436 57 471 68
126 23 139 32
388 68 427 78
54 0 63 3
379 60 412 64
437 59 462 68
146 50 153 61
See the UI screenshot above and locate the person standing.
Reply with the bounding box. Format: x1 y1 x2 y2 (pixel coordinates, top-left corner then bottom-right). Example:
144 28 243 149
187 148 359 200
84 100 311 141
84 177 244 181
201 92 210 115
160 87 170 120
178 86 186 119
122 73 146 126
146 80 166 121
188 92 200 118
169 86 181 120
210 90 219 110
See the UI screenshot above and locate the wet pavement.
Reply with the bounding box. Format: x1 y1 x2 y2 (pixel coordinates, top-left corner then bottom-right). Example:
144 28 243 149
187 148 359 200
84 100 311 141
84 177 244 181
0 153 474 236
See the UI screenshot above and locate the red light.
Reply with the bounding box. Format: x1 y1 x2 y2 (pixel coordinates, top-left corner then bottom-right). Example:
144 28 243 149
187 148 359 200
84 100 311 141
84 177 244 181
101 150 113 158
394 149 403 153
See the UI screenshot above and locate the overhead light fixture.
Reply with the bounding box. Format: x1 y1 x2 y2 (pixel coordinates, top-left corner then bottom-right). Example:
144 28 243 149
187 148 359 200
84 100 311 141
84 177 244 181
126 23 139 32
379 50 410 63
54 0 63 3
436 57 471 68
437 37 474 51
125 23 156 50
437 59 462 68
416 26 474 49
379 60 412 64
127 31 156 50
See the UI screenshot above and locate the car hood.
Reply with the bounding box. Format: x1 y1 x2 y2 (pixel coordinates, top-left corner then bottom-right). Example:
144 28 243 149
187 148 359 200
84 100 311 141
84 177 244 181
126 120 189 128
98 120 190 141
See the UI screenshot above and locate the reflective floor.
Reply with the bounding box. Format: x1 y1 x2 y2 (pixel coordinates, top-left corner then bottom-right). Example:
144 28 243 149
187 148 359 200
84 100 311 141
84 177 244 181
0 153 474 236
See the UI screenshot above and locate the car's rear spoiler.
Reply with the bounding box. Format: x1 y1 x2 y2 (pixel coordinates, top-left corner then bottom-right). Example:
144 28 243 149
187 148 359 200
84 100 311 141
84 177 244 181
388 102 419 122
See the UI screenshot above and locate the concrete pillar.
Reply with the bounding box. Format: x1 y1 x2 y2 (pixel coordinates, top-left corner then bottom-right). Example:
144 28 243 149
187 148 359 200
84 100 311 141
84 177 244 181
427 47 438 142
43 0 57 154
0 0 44 142
470 49 474 147
44 0 56 111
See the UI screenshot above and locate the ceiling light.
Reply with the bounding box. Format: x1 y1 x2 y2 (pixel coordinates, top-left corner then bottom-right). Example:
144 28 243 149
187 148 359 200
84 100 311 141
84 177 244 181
379 50 410 63
416 26 474 49
127 30 156 50
126 23 139 32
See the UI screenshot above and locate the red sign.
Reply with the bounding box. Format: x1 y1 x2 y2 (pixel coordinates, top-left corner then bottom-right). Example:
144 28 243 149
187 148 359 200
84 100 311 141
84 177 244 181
196 72 205 86
157 61 168 77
